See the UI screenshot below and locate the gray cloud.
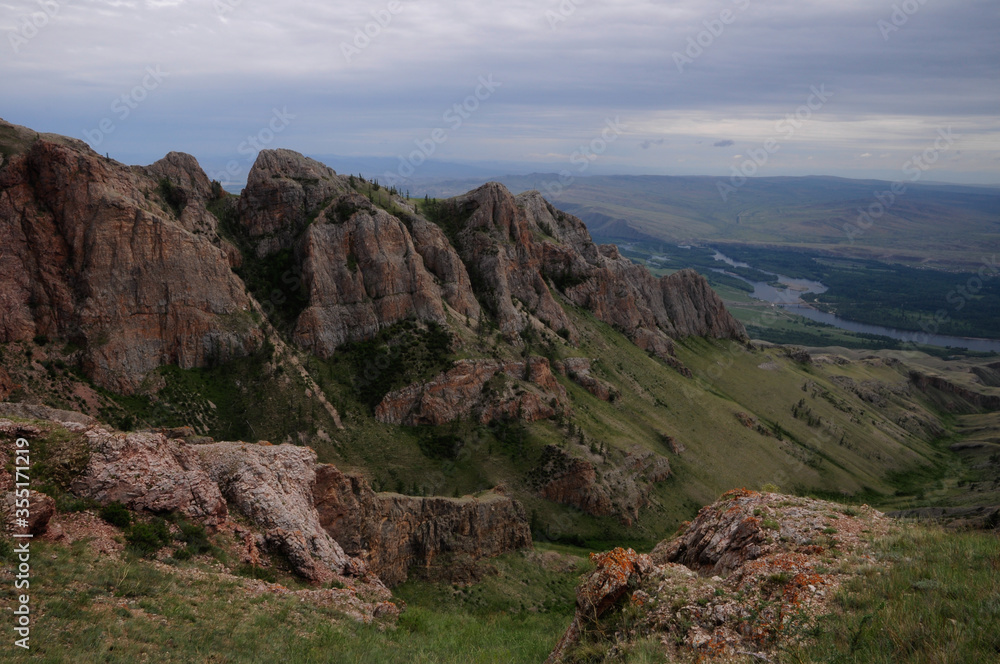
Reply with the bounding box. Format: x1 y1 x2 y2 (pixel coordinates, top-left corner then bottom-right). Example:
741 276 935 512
0 0 996 183
713 140 735 148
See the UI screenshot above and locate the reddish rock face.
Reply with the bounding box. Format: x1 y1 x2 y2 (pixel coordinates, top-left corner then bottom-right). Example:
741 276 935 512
70 427 228 527
442 184 746 362
374 356 568 426
531 445 671 525
292 196 449 356
237 149 348 257
558 358 618 402
314 464 532 586
237 151 480 357
2 125 744 393
0 121 263 393
196 442 357 585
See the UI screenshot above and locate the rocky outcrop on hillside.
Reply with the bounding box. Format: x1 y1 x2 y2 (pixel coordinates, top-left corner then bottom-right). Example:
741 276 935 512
315 465 532 586
236 149 348 257
292 195 451 356
909 370 1000 412
71 427 229 527
0 119 263 393
375 356 568 426
444 183 579 341
548 489 893 663
9 406 528 588
196 442 360 584
440 184 746 363
556 358 618 402
235 151 481 356
530 445 671 525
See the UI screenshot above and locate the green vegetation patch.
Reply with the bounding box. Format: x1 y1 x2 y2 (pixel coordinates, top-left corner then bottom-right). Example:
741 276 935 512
789 526 1000 663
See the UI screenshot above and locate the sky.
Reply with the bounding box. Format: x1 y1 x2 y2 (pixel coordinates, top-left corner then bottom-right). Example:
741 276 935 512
2 0 998 186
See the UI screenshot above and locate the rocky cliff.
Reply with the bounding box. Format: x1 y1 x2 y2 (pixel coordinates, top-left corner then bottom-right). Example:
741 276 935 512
374 356 568 426
0 120 262 393
315 465 532 586
1 119 745 395
441 184 748 359
9 406 531 588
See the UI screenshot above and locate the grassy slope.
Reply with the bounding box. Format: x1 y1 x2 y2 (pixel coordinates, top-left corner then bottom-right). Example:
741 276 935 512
0 531 588 664
1 301 964 549
787 526 1000 664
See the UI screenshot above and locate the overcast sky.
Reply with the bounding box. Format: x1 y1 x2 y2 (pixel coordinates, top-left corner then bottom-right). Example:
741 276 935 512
2 0 998 185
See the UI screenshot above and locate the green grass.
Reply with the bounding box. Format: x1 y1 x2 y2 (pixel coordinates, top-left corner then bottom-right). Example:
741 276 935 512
0 539 587 664
787 526 1000 663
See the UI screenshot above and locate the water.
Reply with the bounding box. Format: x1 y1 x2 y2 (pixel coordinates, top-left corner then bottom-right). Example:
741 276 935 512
711 250 1000 353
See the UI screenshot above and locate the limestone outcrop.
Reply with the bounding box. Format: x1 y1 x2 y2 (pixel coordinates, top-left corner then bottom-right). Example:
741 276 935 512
530 445 671 525
70 428 228 527
196 442 358 584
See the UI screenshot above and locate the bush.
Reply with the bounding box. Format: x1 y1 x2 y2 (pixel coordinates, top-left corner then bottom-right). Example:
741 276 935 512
176 521 212 555
99 502 132 529
126 519 171 557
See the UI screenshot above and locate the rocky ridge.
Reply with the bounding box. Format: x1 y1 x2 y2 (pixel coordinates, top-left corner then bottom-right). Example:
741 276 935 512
548 489 893 662
0 120 263 394
1 118 745 408
1 406 531 592
315 465 532 586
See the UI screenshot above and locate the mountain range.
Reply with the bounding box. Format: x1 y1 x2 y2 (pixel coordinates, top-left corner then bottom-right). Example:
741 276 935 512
2 118 999 662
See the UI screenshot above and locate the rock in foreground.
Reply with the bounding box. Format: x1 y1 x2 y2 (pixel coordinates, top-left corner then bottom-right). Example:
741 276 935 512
548 489 893 662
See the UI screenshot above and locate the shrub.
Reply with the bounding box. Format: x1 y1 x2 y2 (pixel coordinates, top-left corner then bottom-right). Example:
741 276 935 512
99 502 132 529
176 521 212 555
126 519 171 557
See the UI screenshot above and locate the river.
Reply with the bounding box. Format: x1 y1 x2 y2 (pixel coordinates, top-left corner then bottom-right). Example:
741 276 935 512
710 250 1000 353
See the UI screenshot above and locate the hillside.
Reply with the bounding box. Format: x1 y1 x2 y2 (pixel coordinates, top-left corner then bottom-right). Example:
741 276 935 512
1 119 999 662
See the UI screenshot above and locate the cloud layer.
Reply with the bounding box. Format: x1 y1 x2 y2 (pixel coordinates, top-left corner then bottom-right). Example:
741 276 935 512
2 0 997 184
